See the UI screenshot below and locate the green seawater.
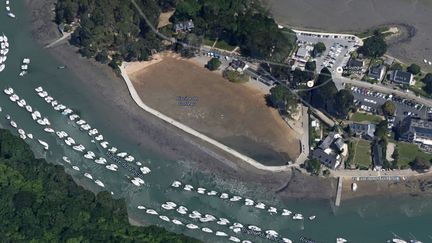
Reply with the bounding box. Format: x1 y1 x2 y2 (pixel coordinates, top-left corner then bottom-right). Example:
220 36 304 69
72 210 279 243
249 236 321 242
0 2 431 242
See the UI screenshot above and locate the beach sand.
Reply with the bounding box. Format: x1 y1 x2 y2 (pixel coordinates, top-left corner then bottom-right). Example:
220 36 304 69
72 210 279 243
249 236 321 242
127 53 301 166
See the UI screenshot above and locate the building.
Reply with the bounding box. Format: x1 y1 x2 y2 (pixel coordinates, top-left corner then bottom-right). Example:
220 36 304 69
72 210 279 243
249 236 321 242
295 46 310 59
372 142 383 170
368 65 386 81
174 20 194 33
230 59 249 73
389 70 415 86
311 148 341 169
399 117 432 146
350 122 376 139
319 132 336 150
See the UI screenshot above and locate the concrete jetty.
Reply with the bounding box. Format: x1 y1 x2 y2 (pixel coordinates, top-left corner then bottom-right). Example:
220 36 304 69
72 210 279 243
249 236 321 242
335 176 343 206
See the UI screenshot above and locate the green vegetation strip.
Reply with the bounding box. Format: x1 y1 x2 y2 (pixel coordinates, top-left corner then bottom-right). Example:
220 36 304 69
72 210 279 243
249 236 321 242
352 139 372 169
395 141 432 167
350 112 383 123
0 129 199 242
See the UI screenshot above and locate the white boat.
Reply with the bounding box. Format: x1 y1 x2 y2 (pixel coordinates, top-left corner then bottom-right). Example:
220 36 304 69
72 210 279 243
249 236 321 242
176 206 188 214
233 223 243 228
25 105 32 112
159 215 170 222
282 209 292 216
62 156 71 163
94 157 107 165
232 227 241 233
27 134 33 139
76 119 86 125
105 164 118 171
309 215 316 220
35 86 43 92
131 178 144 186
282 238 293 243
95 180 105 187
230 195 242 202
266 230 279 237
19 134 26 140
391 240 407 243
19 71 27 76
171 181 182 187
3 87 13 95
140 166 151 175
247 225 261 232
217 218 230 225
220 193 229 199
23 58 30 64
207 190 218 196
72 145 85 152
10 120 17 128
215 231 228 237
95 134 104 141
84 173 93 179
268 207 277 214
292 213 303 220
351 182 358 191
69 114 79 121
255 202 266 209
81 124 91 130
337 238 348 243
197 187 206 194
89 129 99 135
117 152 127 158
229 236 240 242
189 212 201 219
137 205 146 210
146 209 158 215
33 111 41 118
125 155 134 162
186 224 198 230
18 129 25 135
65 137 76 145
245 198 254 206
165 202 177 207
172 219 183 225
38 91 48 98
161 204 175 210
108 147 118 153
100 141 109 148
202 227 213 233
136 161 142 166
62 108 73 115
183 184 193 191
72 166 80 171
7 12 15 18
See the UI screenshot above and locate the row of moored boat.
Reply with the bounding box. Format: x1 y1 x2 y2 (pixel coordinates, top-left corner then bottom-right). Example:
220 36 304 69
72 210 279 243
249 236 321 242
0 33 9 72
5 0 15 18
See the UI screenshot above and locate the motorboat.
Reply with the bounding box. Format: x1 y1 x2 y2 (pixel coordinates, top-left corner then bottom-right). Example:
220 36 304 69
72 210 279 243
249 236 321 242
217 218 230 225
230 195 242 202
84 173 93 179
282 238 293 243
171 180 181 187
69 114 79 121
105 164 118 171
108 147 118 153
95 157 107 165
268 207 277 214
159 215 170 222
25 105 32 112
95 180 105 187
136 161 142 166
125 155 134 162
266 230 279 237
95 134 104 141
293 213 304 220
207 190 218 196
309 215 316 220
38 139 49 150
10 120 17 128
176 206 188 214
137 205 146 210
72 166 80 171
183 184 193 191
255 202 266 209
336 238 348 243
165 202 177 207
3 87 13 95
161 204 175 210
72 145 85 152
351 183 358 191
146 209 158 215
38 91 48 98
116 152 127 158
233 223 243 228
229 236 240 242
245 198 254 206
220 193 229 199
35 86 43 92
171 219 183 225
100 141 109 148
215 231 228 237
7 12 15 18
140 166 151 175
391 240 407 243
62 156 71 163
27 134 33 139
197 187 206 194
282 209 292 216
202 227 213 233
76 119 86 125
186 224 198 230
247 225 261 232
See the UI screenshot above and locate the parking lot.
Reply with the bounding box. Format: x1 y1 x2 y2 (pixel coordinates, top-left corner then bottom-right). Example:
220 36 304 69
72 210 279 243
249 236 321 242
350 86 430 126
295 31 361 73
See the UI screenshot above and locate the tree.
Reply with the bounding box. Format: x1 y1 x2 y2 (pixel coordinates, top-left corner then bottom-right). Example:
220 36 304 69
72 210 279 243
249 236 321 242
422 73 432 94
407 64 421 75
410 156 431 171
305 61 316 72
95 51 109 64
391 149 399 169
382 100 396 116
359 33 387 57
375 120 388 139
304 158 321 175
334 89 354 118
313 42 326 57
390 62 403 71
206 58 221 71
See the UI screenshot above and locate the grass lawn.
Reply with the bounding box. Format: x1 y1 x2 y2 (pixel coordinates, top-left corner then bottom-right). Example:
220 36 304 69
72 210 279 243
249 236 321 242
395 141 432 167
352 139 372 169
351 112 384 123
214 40 236 51
203 38 216 47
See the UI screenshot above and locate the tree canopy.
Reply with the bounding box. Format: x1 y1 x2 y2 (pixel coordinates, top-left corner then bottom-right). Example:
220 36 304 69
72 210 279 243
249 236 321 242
411 156 431 171
382 100 396 116
312 42 326 57
422 73 432 95
0 129 199 242
407 63 421 75
206 57 221 71
359 33 387 57
268 85 299 118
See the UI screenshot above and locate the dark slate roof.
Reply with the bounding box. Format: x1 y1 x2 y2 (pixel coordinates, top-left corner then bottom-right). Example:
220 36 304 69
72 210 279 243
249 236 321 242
319 132 336 149
230 59 247 69
350 122 376 138
174 20 194 32
368 65 385 79
347 58 363 68
311 148 339 169
400 117 432 139
333 138 344 151
372 142 383 168
391 70 412 84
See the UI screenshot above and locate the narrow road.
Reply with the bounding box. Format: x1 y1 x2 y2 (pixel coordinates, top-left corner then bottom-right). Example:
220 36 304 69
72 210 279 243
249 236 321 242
44 32 72 49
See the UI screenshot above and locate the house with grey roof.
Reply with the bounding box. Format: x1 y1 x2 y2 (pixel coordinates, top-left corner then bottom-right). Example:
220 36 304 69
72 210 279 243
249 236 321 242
174 20 194 33
295 46 310 60
399 117 432 146
372 142 383 170
350 122 376 139
319 132 336 150
311 148 341 169
389 70 415 86
368 65 386 81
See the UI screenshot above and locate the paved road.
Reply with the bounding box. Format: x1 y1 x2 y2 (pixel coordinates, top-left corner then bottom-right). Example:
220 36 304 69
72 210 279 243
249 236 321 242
333 75 432 107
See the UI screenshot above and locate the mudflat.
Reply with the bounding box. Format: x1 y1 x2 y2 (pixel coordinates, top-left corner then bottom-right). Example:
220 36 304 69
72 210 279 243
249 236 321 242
127 54 301 166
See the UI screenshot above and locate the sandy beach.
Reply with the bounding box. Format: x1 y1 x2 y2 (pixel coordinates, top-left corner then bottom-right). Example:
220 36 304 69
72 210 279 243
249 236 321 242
126 53 301 166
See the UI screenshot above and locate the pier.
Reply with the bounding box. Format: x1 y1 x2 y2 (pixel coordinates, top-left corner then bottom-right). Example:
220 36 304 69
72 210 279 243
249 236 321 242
335 176 343 207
